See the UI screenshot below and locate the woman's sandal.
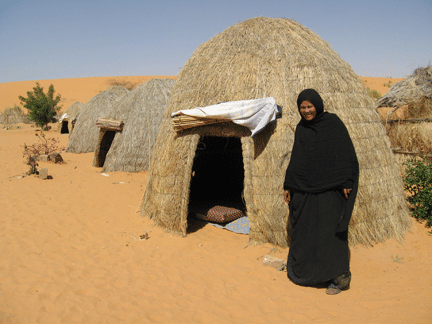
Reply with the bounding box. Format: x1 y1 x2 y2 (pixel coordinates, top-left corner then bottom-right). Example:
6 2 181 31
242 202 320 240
326 283 350 295
326 283 341 295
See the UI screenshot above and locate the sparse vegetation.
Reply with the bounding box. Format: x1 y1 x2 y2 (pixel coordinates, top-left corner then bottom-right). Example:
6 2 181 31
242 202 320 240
19 83 62 130
22 131 64 174
366 87 381 100
1 104 29 127
106 78 140 91
383 80 393 88
391 254 404 263
403 158 432 229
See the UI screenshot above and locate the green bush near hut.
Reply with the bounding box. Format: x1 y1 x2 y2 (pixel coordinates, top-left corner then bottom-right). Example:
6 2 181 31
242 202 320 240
403 158 432 229
19 82 62 130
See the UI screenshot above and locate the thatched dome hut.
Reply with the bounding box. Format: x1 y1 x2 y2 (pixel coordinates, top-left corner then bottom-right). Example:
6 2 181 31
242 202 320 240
377 65 432 116
66 86 129 153
57 101 84 134
93 78 175 172
140 17 411 247
0 107 29 125
377 65 432 156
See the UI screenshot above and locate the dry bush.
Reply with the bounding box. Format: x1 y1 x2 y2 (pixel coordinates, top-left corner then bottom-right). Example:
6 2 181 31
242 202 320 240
1 105 30 125
106 78 140 91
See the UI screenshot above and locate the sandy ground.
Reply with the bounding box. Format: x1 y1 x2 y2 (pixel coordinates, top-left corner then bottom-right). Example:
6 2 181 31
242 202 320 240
0 76 431 323
0 122 431 323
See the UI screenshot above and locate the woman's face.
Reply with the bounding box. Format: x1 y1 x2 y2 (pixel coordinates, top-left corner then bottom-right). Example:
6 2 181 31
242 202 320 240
299 100 317 121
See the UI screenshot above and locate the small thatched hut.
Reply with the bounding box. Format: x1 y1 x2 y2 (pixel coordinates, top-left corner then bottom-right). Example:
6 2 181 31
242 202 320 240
377 65 432 119
0 107 29 125
57 101 84 134
66 86 129 153
93 78 175 172
377 65 432 156
140 17 411 247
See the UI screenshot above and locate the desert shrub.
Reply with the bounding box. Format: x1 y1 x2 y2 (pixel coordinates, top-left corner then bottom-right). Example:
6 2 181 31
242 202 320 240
366 87 381 100
19 83 62 130
403 158 432 228
1 104 30 125
106 78 140 91
22 131 65 174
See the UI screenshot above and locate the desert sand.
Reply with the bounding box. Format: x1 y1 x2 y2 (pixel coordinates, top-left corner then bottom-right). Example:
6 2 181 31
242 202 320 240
0 76 431 324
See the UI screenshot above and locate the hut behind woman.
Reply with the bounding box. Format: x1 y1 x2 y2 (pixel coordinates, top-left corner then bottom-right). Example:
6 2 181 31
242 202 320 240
93 78 175 172
66 86 129 153
57 101 84 135
376 65 432 157
140 17 411 247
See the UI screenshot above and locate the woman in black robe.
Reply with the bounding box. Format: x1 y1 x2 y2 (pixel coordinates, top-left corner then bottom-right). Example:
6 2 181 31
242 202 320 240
283 89 359 295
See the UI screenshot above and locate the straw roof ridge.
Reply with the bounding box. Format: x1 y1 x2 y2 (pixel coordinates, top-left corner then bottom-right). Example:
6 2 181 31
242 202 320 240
141 17 410 247
64 101 85 117
66 86 128 153
106 85 130 97
376 64 432 108
95 78 176 172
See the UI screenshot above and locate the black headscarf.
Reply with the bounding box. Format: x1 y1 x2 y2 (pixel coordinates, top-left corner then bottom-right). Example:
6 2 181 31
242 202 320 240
284 89 359 231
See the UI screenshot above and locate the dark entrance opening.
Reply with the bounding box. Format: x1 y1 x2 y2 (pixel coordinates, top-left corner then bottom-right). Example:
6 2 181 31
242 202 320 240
96 130 116 167
188 136 245 221
60 121 69 134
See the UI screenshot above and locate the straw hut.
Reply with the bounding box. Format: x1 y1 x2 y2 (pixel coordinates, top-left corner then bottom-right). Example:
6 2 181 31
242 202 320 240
140 17 411 247
66 86 129 153
57 101 84 134
93 78 175 172
377 65 432 156
0 106 29 125
377 65 432 118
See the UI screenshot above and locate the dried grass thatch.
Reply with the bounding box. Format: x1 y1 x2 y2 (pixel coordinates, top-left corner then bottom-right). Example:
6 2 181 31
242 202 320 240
378 65 432 157
385 121 432 156
0 106 30 125
377 65 432 119
93 78 175 172
140 17 411 247
57 101 84 134
66 86 129 153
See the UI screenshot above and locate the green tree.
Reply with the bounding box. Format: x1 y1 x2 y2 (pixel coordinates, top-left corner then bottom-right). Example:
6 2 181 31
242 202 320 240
19 82 62 130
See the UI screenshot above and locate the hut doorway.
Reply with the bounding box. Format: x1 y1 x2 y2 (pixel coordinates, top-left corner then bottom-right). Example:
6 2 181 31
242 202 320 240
95 130 116 167
188 136 245 221
60 121 69 134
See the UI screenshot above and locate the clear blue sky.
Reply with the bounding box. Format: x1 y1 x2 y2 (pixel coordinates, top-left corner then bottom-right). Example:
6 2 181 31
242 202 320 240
1 0 431 83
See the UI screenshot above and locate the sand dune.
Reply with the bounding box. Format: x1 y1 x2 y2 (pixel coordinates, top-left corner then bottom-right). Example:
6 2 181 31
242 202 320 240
1 76 401 113
0 76 176 113
0 77 431 323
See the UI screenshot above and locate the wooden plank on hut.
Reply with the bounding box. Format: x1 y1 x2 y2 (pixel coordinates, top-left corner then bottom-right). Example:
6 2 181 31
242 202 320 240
172 115 230 131
96 118 124 131
383 117 432 124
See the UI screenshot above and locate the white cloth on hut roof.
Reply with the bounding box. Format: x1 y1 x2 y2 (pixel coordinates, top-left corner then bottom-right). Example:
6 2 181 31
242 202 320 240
59 113 69 123
171 97 279 136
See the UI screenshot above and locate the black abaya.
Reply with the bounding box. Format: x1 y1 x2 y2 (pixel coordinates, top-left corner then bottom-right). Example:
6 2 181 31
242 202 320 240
287 190 350 286
284 89 359 286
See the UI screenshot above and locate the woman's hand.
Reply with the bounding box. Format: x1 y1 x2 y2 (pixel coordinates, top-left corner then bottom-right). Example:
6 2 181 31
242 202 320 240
343 188 352 199
283 190 291 204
